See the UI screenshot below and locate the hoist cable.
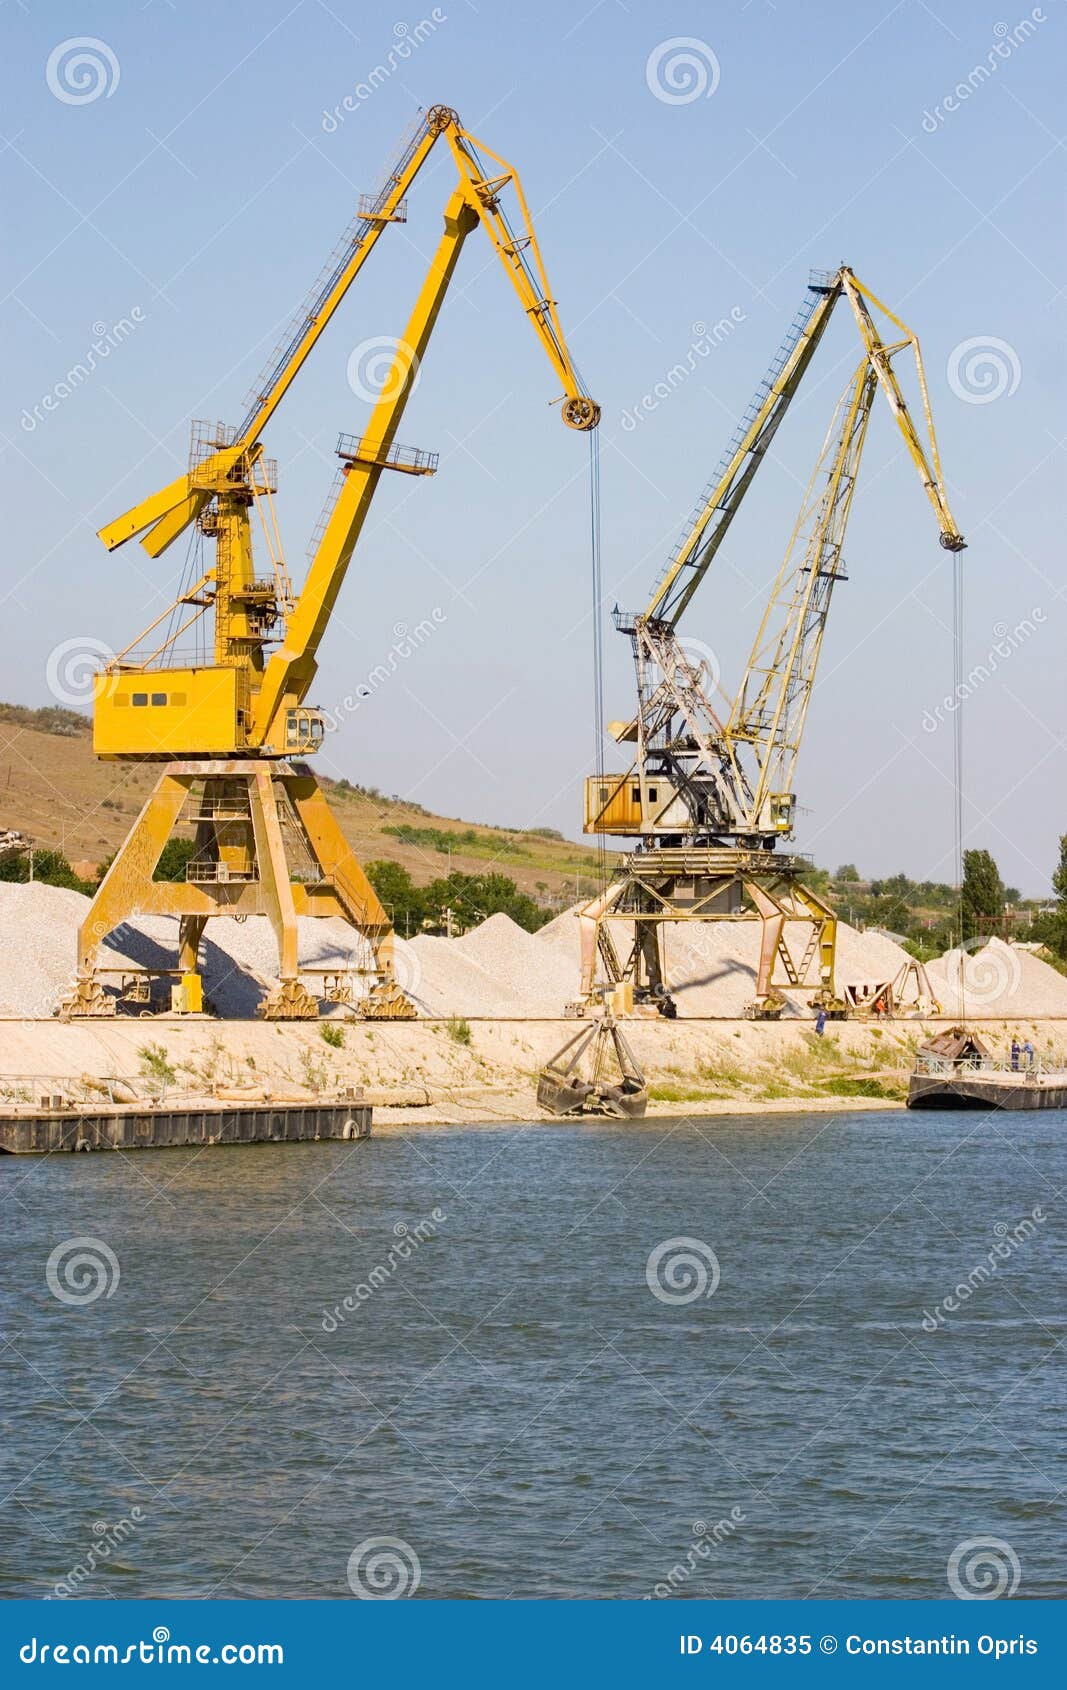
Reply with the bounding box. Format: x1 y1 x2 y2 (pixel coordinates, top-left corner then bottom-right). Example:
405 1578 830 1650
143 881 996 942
589 428 608 892
952 550 966 1021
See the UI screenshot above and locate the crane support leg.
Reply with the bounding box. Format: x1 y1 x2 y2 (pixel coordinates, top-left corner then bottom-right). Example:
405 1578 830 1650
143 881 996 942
61 772 193 1016
747 884 787 1004
178 915 207 974
578 880 627 996
636 920 665 999
285 771 414 1019
251 769 313 1019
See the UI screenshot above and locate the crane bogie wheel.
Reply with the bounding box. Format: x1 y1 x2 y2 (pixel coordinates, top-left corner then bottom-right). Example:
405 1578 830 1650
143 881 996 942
562 396 601 431
257 980 320 1021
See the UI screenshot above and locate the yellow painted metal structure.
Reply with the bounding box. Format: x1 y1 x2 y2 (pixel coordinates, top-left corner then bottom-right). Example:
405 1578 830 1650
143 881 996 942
65 105 597 1020
579 266 963 1014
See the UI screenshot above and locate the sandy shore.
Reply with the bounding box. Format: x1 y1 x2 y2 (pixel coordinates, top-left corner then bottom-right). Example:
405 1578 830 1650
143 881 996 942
1 1013 1062 1127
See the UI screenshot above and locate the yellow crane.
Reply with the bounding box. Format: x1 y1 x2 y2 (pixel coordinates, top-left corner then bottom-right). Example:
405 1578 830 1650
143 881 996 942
65 104 597 1019
579 265 962 1016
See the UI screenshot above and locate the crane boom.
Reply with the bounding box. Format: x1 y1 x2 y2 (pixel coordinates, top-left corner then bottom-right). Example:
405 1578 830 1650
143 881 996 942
97 106 596 563
635 266 962 637
640 272 842 629
728 361 878 825
245 130 597 749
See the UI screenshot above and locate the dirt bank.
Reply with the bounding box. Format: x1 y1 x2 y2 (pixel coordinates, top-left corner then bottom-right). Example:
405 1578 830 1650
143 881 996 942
1 1014 1062 1127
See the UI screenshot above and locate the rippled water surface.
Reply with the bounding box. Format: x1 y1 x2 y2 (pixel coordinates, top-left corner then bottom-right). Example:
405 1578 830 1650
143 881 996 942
2 1110 1064 1599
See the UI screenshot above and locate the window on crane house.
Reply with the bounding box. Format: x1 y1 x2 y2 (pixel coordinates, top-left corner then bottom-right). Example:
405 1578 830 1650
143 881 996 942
132 693 148 707
151 693 167 707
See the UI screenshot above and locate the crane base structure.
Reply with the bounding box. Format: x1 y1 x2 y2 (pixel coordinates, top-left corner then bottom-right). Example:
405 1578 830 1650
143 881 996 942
59 760 413 1021
575 845 840 1019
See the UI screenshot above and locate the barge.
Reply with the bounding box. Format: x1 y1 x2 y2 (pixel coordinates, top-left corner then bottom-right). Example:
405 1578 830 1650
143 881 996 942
0 1095 371 1155
907 1027 1067 1112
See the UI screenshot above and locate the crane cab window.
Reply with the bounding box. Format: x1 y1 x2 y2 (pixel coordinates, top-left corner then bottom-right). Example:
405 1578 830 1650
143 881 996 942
132 693 148 707
151 693 167 706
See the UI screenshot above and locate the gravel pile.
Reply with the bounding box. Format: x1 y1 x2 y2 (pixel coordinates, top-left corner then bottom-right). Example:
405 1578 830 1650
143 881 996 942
927 936 1067 1018
531 908 917 1018
4 882 1065 1020
0 883 373 1018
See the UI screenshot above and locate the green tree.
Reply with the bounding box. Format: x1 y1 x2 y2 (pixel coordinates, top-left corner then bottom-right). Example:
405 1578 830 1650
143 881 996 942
153 838 197 882
363 859 426 935
421 870 548 934
1032 833 1067 961
1052 833 1067 906
835 863 860 883
0 847 93 894
961 848 1005 941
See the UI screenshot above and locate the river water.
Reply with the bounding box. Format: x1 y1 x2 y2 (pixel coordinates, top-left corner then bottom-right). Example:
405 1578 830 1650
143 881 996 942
1 1109 1064 1600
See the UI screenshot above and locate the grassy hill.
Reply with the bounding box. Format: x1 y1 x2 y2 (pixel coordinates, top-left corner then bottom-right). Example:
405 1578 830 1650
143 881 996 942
0 703 606 901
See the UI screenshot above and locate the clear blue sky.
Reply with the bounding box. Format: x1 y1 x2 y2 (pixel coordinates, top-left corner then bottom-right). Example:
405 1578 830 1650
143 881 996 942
1 0 1062 893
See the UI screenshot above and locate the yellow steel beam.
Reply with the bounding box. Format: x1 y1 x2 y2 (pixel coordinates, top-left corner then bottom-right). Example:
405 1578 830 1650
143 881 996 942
249 191 479 747
840 271 965 551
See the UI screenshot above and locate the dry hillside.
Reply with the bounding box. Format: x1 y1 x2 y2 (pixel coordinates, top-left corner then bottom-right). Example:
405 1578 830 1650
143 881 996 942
0 704 605 896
